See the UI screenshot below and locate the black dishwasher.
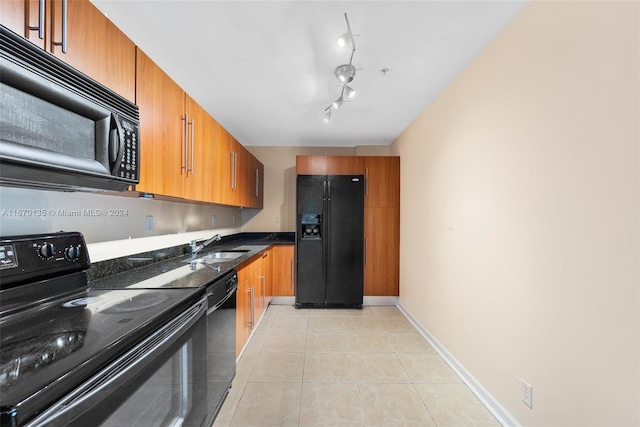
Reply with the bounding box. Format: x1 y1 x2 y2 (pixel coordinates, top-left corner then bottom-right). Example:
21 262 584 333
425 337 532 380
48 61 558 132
89 256 239 425
203 269 238 426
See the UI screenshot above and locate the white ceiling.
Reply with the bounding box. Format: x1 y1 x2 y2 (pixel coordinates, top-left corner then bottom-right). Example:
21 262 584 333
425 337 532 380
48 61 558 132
91 1 528 147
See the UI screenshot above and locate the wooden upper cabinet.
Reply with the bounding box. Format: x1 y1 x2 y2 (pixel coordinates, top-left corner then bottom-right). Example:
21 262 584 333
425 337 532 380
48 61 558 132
135 48 186 198
327 156 363 175
183 95 215 202
0 0 135 101
212 127 245 206
1 1 28 39
136 51 219 202
212 125 263 208
296 156 363 175
296 155 330 175
234 142 250 207
364 156 400 208
212 120 234 205
1 0 48 48
104 19 136 102
245 151 264 209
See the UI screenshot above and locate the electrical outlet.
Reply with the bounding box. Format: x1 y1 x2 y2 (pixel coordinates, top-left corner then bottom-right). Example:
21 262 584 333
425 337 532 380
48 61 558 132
520 379 533 409
211 215 217 226
275 216 280 224
145 215 153 232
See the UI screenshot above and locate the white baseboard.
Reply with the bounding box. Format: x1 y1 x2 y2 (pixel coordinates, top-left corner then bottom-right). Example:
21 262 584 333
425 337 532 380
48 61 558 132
363 296 399 306
397 302 520 427
269 297 295 305
268 296 399 306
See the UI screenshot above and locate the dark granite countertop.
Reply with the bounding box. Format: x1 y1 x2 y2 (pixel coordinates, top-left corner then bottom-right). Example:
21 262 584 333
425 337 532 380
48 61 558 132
88 232 294 291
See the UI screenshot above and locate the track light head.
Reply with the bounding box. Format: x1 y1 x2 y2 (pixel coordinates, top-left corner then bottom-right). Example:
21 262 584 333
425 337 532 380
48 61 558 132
332 95 344 109
323 108 332 122
337 32 350 48
345 85 356 99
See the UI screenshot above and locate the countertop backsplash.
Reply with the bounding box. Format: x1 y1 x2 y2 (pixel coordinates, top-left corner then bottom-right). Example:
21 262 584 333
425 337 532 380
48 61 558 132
87 228 242 262
87 231 295 283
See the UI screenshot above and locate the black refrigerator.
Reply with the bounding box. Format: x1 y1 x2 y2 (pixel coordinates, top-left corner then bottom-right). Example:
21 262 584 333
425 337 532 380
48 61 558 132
296 174 364 308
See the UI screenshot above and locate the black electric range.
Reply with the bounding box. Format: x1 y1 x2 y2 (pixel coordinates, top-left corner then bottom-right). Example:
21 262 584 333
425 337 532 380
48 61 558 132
0 232 206 427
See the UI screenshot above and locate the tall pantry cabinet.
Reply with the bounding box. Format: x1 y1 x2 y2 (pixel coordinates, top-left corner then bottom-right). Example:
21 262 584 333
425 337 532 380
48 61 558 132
363 157 400 296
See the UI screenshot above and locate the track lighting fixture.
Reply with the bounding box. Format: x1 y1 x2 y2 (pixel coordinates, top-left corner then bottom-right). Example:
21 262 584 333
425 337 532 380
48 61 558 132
323 13 358 122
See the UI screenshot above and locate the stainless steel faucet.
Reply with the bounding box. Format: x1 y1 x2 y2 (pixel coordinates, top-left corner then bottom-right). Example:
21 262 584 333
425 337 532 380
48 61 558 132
190 234 222 256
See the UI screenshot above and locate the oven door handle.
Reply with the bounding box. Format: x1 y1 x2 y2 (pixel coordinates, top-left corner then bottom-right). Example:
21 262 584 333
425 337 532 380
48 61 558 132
207 284 238 315
25 297 208 427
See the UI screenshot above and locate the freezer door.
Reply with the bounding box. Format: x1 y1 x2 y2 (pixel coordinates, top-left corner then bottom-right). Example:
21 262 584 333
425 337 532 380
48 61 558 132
325 175 364 306
296 175 326 306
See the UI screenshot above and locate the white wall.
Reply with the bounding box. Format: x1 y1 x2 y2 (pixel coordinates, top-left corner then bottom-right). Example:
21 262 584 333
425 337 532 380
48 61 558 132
392 1 639 425
0 187 241 243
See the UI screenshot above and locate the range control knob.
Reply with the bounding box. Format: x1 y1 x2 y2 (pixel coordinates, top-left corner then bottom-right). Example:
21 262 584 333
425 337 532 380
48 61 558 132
39 243 56 258
66 246 81 260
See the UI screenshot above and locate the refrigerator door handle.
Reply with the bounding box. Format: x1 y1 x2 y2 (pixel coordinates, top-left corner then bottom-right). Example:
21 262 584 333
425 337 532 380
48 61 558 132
326 179 331 283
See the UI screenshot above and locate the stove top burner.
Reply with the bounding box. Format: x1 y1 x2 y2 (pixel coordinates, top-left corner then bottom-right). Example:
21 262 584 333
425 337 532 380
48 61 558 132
63 296 103 307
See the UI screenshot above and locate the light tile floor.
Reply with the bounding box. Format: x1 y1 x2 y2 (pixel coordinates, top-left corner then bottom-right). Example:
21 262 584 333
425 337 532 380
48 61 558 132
213 305 500 427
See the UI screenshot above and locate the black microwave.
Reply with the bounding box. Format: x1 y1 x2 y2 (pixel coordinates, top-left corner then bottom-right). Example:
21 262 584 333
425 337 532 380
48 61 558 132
0 25 139 192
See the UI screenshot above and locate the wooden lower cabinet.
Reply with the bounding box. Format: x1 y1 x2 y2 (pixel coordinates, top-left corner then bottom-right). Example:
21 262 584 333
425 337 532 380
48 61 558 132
236 249 271 355
236 270 253 356
270 245 295 296
364 207 400 296
259 249 271 309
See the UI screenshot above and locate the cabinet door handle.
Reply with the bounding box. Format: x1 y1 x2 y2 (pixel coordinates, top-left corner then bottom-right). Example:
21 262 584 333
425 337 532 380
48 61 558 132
189 118 195 175
365 167 369 196
229 152 234 189
52 0 68 53
248 287 255 328
28 0 45 39
232 152 235 189
182 115 189 174
260 275 265 308
230 151 237 190
255 168 259 196
234 152 238 189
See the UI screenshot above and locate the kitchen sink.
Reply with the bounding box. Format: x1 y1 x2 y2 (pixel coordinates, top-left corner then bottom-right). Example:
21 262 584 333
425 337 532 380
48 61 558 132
184 249 250 268
201 250 249 260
